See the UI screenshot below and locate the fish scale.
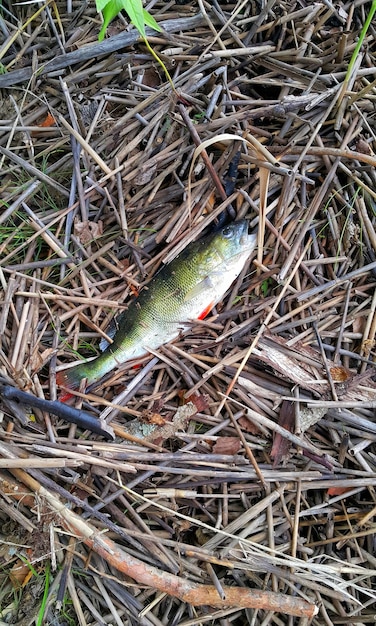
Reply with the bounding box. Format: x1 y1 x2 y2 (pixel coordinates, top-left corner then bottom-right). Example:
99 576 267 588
57 220 256 393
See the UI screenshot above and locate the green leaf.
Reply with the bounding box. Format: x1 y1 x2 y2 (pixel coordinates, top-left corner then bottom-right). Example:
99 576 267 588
261 278 271 297
123 0 146 37
98 0 124 41
142 8 161 32
95 0 111 12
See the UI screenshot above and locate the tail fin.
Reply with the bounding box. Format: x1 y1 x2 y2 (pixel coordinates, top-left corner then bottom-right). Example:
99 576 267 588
56 363 90 393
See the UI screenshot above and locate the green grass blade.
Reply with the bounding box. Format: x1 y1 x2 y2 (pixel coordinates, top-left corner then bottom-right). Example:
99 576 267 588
345 0 376 82
36 561 50 626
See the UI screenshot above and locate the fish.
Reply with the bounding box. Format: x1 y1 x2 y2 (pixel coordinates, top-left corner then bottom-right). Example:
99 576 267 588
56 220 256 393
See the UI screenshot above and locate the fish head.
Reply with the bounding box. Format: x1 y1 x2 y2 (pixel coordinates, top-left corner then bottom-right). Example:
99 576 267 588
182 220 257 313
190 220 257 287
205 220 257 271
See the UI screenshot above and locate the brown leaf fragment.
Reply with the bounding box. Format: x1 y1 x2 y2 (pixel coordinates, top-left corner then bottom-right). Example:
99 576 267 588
74 219 103 244
141 410 166 426
329 366 351 382
271 400 295 467
355 139 372 155
30 347 55 373
352 316 365 334
135 160 158 185
118 258 130 271
120 402 198 444
327 486 352 496
238 415 261 435
337 368 376 402
186 392 210 412
38 112 56 127
212 437 241 455
10 560 32 589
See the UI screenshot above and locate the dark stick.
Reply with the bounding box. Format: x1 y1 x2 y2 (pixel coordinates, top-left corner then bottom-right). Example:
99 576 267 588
0 15 208 88
1 385 115 440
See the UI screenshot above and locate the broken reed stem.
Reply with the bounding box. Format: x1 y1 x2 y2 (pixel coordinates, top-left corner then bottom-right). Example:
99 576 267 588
58 115 112 175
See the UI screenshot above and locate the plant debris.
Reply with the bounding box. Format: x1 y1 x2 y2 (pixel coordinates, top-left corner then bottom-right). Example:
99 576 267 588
0 1 376 624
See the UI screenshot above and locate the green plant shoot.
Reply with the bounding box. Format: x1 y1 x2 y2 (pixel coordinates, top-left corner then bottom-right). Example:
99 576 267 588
95 0 176 90
96 0 160 41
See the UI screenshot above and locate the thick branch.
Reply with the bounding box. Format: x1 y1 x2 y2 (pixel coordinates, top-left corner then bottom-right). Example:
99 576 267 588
8 463 317 618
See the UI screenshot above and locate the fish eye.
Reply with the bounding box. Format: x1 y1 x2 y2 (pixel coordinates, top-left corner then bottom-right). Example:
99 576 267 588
222 226 234 238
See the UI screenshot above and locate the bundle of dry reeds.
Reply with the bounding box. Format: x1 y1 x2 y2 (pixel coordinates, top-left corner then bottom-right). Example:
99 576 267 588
0 1 375 623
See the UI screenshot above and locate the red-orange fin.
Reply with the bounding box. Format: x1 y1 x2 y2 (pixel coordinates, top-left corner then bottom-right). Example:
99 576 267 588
198 302 214 320
59 391 74 403
56 364 89 399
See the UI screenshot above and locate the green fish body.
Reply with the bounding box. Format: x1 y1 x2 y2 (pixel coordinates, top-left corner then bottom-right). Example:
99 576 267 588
57 221 256 392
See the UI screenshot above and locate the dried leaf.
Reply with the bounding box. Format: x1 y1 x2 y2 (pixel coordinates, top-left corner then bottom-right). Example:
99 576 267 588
271 400 294 467
327 486 352 496
330 366 351 382
135 161 158 185
38 112 56 127
74 220 103 244
352 316 365 334
30 347 55 372
141 410 166 426
212 437 241 455
238 415 261 435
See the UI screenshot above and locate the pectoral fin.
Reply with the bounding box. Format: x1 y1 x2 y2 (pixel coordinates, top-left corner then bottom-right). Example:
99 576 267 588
184 275 216 303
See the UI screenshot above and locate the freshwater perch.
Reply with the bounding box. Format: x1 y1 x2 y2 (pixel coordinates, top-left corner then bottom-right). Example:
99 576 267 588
57 221 257 392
